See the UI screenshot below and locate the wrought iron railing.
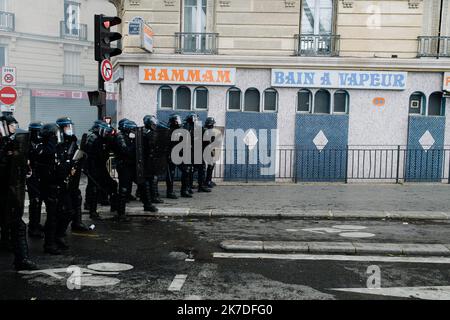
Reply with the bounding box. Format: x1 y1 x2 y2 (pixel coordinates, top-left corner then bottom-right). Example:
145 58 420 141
0 11 14 32
60 21 88 41
63 74 85 86
106 146 450 184
175 32 219 54
295 34 340 56
418 36 450 58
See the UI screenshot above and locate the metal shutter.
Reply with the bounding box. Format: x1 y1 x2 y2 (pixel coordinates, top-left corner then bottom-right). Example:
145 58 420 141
32 97 97 138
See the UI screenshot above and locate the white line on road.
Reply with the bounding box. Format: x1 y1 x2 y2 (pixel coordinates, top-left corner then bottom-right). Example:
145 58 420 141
331 286 450 300
168 274 187 291
213 252 450 264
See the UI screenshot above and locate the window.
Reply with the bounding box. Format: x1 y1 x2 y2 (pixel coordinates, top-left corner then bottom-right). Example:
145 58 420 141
183 0 207 51
176 86 191 110
0 47 6 67
64 51 81 75
244 88 260 112
301 0 333 35
264 88 278 112
333 90 349 113
409 92 425 115
297 89 312 112
0 0 8 12
313 89 331 114
194 87 208 109
228 87 241 110
64 1 81 37
428 92 444 116
158 86 174 109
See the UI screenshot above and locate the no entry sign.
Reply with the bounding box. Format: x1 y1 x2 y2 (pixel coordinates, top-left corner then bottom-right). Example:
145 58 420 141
0 86 18 105
101 59 113 82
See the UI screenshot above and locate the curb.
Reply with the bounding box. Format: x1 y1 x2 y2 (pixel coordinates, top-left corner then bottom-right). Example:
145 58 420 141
95 207 450 221
220 240 450 256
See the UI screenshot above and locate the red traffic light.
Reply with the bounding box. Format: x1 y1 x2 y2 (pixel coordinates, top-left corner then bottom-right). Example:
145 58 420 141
103 21 110 28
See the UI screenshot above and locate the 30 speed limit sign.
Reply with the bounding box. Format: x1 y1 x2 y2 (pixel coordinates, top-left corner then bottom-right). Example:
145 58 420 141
101 59 113 82
2 66 16 86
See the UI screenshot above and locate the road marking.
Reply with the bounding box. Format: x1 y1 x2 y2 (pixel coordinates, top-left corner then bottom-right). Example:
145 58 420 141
331 286 450 300
213 252 450 264
302 225 376 239
339 232 375 238
168 274 187 291
87 263 134 272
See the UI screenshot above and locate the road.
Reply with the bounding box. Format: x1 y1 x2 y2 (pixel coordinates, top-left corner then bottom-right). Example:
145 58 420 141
1 214 450 300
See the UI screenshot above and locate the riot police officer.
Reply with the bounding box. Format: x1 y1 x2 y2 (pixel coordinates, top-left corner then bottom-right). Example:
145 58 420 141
55 117 90 233
27 121 44 238
114 120 139 220
166 114 183 199
204 117 217 189
83 120 118 220
36 123 73 255
0 115 38 269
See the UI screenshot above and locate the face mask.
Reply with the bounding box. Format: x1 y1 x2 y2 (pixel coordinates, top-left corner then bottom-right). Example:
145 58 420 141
8 123 17 135
129 132 136 139
64 128 73 136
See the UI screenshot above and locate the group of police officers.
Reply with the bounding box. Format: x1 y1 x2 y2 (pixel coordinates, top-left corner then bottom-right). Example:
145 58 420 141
0 112 217 271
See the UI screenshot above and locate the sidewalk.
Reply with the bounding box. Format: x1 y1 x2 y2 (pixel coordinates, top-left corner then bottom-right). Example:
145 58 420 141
87 181 450 220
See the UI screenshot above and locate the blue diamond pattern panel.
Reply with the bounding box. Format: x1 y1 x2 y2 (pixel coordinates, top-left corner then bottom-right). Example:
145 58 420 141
295 114 349 182
224 112 277 181
405 116 445 182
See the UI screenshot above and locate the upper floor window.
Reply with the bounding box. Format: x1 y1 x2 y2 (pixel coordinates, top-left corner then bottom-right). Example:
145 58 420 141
301 0 333 35
0 47 6 67
244 88 260 112
158 86 174 109
64 1 81 37
409 92 425 115
227 87 241 111
0 0 7 12
184 0 207 33
428 92 445 116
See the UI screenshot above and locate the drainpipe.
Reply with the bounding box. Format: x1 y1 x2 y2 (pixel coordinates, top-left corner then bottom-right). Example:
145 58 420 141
436 0 444 59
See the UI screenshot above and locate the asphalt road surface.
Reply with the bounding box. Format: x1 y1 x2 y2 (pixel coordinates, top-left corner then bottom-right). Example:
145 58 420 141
1 216 450 300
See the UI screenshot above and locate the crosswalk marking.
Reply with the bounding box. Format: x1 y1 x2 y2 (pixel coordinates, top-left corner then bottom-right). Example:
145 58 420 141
168 274 187 291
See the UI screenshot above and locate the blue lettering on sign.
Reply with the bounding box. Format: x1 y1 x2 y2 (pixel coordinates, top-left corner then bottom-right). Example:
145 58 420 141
371 74 381 87
275 72 285 85
286 72 296 85
320 73 331 86
393 74 405 88
359 73 370 86
304 73 315 85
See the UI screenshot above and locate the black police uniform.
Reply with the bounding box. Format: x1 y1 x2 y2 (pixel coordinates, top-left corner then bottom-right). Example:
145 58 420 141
204 117 217 188
27 122 44 238
0 116 38 270
114 120 138 220
83 121 118 219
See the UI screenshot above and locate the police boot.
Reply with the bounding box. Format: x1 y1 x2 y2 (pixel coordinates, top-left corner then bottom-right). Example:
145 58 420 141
55 214 70 251
28 198 44 239
151 177 164 204
167 192 178 199
12 221 38 271
71 207 90 232
116 191 131 222
143 182 158 212
110 193 119 213
44 205 62 255
198 185 212 193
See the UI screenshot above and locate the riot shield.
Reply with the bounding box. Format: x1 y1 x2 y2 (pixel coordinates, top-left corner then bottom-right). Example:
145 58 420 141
143 127 171 177
135 127 145 185
4 130 29 223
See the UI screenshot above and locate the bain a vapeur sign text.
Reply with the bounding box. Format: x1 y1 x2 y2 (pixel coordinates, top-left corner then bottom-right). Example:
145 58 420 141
139 66 236 86
272 69 408 90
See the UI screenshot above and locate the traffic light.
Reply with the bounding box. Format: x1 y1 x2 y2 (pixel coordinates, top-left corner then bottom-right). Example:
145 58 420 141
95 14 122 62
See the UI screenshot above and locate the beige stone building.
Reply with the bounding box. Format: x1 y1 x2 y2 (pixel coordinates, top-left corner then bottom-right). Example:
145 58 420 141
0 0 116 135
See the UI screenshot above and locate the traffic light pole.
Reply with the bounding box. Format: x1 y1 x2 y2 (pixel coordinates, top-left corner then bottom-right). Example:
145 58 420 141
97 61 105 120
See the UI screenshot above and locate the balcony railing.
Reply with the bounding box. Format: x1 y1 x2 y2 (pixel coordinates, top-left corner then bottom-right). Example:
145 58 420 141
60 21 87 41
418 36 450 58
295 34 340 57
0 11 15 32
175 32 219 54
63 74 85 86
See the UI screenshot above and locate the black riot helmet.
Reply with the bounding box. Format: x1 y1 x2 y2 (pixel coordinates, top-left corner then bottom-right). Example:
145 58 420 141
205 117 216 129
0 115 19 137
56 117 75 137
168 114 182 130
40 123 61 144
143 115 158 131
121 120 137 134
28 121 44 143
97 120 114 138
184 113 199 126
118 118 129 131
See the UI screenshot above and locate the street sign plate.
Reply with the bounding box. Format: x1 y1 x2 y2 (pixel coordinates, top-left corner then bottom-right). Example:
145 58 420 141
2 66 16 86
101 59 113 82
0 86 18 105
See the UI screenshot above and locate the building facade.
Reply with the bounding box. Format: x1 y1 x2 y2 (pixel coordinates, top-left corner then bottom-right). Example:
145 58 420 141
0 0 117 136
110 0 450 183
